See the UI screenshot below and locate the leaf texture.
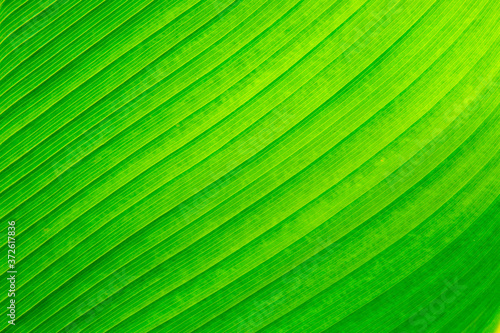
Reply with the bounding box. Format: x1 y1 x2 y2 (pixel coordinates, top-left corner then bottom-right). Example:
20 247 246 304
0 0 499 332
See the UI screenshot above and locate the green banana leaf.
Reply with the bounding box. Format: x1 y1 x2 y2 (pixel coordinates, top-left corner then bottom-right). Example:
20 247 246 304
0 0 499 332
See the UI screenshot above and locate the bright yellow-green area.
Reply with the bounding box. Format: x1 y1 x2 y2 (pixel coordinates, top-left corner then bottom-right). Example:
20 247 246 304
0 0 499 332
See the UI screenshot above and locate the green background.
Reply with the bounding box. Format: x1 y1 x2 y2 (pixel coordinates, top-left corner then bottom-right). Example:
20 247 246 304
0 0 499 331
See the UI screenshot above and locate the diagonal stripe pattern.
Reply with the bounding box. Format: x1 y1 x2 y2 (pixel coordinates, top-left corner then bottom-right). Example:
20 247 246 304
0 0 499 332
